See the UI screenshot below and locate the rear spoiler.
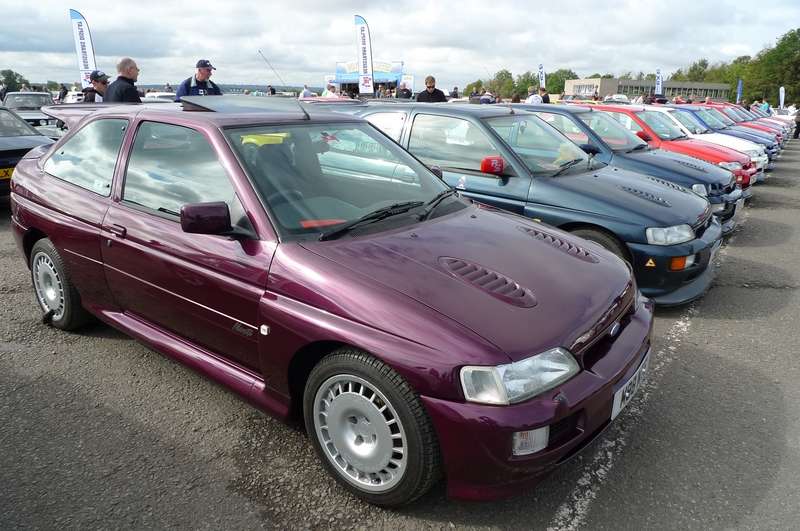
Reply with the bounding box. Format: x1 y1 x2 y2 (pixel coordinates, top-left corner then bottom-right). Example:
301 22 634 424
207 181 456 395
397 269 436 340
41 103 140 129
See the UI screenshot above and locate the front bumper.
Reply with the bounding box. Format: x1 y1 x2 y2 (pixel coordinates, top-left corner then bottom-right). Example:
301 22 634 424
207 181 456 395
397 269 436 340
423 295 654 501
710 187 743 234
628 217 723 306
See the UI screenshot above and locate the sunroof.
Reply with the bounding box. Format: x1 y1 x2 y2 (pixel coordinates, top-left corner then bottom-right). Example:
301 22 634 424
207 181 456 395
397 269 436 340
180 95 309 119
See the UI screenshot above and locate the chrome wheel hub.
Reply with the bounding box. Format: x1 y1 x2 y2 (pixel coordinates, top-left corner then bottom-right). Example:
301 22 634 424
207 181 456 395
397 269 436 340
313 374 407 492
32 252 64 320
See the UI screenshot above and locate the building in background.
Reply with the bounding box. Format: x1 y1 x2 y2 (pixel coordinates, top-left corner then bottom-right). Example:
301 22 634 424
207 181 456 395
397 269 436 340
565 77 730 101
329 60 407 96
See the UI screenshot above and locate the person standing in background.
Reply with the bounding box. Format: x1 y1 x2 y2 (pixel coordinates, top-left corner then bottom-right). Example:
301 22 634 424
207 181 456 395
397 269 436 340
104 57 142 103
416 76 447 102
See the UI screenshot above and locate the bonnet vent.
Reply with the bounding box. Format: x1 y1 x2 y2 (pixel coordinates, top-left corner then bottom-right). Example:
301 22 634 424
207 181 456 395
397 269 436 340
644 176 689 193
438 257 537 308
517 226 600 263
619 185 672 207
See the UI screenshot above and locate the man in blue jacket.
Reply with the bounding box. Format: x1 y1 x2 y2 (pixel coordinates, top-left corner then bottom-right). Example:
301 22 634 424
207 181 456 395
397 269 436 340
175 60 222 101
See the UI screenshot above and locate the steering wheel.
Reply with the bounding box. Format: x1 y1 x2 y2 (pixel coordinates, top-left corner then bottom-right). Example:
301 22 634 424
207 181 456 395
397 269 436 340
266 189 304 205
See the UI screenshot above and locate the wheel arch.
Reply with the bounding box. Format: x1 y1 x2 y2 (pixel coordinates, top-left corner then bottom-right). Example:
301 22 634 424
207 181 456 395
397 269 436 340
286 340 347 420
558 222 632 262
23 227 48 265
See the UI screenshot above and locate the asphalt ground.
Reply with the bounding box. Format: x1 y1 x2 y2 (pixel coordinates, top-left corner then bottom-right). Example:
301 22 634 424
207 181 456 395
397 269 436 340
1 140 799 530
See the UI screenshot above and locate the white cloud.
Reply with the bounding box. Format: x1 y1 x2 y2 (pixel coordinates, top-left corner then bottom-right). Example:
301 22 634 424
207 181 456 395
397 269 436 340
0 0 797 90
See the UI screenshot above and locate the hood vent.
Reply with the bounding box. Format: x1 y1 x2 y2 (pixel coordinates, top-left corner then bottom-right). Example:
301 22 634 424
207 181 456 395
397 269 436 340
619 185 672 207
439 257 537 308
517 226 599 263
644 176 689 193
673 158 708 173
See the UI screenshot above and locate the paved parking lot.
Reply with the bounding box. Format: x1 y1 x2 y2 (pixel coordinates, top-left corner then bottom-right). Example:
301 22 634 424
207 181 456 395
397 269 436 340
2 141 799 530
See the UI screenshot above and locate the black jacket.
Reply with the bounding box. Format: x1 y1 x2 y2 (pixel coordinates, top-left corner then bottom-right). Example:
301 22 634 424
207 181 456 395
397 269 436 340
104 76 141 103
396 88 412 99
541 93 551 103
416 88 447 103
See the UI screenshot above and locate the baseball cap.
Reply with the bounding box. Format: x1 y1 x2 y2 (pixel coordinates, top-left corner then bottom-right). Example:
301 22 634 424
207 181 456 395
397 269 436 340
196 59 216 70
89 70 109 82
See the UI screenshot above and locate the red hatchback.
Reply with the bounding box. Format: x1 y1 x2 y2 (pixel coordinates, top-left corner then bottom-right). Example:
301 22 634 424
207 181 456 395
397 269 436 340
593 104 756 195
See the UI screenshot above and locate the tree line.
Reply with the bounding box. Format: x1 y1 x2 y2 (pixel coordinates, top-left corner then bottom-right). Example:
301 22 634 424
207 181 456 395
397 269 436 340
464 28 799 104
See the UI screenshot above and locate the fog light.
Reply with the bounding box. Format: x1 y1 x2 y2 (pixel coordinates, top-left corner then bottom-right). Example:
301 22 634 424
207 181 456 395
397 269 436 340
669 255 696 271
512 426 549 456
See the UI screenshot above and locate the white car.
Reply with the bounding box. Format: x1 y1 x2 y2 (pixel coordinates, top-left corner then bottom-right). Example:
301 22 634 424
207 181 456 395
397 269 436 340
645 105 769 179
61 91 84 104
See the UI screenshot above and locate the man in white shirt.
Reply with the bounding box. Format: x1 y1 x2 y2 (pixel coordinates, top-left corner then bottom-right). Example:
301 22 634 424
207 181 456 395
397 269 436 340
524 85 542 104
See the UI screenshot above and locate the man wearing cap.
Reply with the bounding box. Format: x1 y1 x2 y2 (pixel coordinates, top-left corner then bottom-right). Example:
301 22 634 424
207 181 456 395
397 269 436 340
82 70 109 103
175 60 223 102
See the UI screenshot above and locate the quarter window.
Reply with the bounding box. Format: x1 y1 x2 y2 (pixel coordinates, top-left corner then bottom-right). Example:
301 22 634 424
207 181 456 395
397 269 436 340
123 121 245 222
408 114 498 172
44 118 127 195
366 112 407 142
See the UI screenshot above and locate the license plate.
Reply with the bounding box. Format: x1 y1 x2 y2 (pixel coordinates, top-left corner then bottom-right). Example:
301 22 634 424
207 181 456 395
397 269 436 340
611 350 650 420
0 167 12 180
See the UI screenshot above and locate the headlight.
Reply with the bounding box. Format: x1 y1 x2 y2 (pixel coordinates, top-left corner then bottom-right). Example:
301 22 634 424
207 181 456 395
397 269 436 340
744 149 761 158
691 184 708 196
460 347 579 405
646 224 695 245
718 161 742 171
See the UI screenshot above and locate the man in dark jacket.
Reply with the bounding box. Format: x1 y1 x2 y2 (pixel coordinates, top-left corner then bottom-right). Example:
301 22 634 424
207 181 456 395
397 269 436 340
539 87 550 104
396 82 412 99
104 57 142 103
416 75 447 103
81 70 109 103
175 60 223 101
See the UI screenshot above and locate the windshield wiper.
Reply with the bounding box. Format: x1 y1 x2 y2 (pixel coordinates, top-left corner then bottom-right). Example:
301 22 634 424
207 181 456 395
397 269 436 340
626 144 648 153
319 200 424 241
417 188 458 221
551 158 584 177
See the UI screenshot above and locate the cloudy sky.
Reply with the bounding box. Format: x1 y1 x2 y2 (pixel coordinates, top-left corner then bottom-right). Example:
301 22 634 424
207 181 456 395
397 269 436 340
1 0 797 90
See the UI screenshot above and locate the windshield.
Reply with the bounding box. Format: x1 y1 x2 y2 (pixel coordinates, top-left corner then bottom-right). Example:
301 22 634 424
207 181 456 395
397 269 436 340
720 107 745 123
635 111 687 140
694 108 727 129
0 109 40 137
3 93 53 109
485 115 588 175
225 122 455 240
705 108 735 126
578 111 647 151
669 109 709 134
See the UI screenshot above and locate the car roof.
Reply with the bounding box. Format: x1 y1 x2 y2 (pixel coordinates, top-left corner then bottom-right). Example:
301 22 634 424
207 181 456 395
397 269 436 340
42 95 364 129
513 103 592 115
360 102 520 119
4 92 52 96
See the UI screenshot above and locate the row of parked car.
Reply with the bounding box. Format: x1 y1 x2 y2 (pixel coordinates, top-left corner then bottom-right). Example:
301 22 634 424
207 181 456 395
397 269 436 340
1 94 794 507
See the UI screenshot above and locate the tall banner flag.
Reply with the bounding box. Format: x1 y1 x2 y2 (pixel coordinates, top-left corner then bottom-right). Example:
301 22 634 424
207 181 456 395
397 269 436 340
354 15 374 96
538 64 546 89
736 79 743 104
69 9 97 89
779 86 785 109
654 69 663 95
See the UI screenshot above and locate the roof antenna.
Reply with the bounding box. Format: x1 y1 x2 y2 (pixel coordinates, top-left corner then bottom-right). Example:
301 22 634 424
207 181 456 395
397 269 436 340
257 49 309 120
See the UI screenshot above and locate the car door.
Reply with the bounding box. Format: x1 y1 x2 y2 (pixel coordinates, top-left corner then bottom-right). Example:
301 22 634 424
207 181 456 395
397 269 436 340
405 113 530 214
100 120 272 372
39 117 128 312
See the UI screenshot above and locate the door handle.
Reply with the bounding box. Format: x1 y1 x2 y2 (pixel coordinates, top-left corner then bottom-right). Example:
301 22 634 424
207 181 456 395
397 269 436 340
108 224 127 238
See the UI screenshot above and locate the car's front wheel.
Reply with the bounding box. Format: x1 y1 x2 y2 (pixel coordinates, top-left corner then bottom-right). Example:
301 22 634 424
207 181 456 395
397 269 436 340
303 349 441 507
30 238 90 330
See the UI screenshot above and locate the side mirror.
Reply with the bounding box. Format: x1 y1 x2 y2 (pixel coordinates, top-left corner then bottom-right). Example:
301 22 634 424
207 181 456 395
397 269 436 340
429 165 443 178
480 155 506 176
636 131 652 142
180 201 232 235
579 143 601 156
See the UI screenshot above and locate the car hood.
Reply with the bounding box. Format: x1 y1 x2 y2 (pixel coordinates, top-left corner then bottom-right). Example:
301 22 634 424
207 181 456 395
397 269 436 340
694 132 761 153
547 163 710 227
300 204 634 362
664 137 749 164
620 148 732 187
0 135 52 151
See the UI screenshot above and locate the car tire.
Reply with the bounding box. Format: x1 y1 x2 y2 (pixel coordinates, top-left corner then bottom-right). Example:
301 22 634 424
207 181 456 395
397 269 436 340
30 238 91 331
303 348 441 507
570 228 629 262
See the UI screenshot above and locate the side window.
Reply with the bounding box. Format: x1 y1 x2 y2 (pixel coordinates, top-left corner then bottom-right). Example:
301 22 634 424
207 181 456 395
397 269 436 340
366 112 407 142
408 114 498 172
605 112 642 132
536 112 589 144
123 122 247 224
44 118 127 195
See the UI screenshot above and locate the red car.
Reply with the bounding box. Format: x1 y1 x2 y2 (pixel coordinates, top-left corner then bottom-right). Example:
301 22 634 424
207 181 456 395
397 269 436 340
593 104 756 195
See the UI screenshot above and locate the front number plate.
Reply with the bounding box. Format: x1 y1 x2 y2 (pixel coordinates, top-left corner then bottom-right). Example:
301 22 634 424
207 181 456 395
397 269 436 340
611 350 650 420
0 167 13 180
